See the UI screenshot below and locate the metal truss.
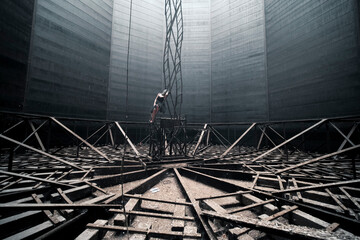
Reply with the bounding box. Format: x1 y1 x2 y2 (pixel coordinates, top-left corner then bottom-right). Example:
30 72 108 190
0 111 359 239
148 117 188 160
163 0 183 118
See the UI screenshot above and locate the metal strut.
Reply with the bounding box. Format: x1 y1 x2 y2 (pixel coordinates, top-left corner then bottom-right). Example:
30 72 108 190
163 0 183 118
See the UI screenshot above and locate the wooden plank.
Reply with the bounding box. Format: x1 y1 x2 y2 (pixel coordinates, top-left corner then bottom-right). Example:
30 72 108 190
227 199 275 214
32 194 59 225
276 144 360 174
83 181 108 194
266 205 298 221
124 193 192 206
251 119 327 162
203 199 227 214
202 210 337 239
3 221 53 240
0 134 85 171
221 123 256 158
195 190 252 201
86 224 202 238
172 198 186 231
326 222 340 232
339 187 360 210
250 173 260 189
0 210 41 226
0 176 13 185
0 177 23 191
56 188 73 204
75 219 108 240
114 195 141 226
81 168 93 180
129 222 152 240
323 187 349 213
292 178 303 201
277 176 284 191
109 209 194 221
0 203 123 210
55 170 73 181
33 171 58 189
183 226 199 240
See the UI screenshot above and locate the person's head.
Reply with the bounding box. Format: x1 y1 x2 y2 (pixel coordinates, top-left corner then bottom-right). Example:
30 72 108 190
161 89 169 96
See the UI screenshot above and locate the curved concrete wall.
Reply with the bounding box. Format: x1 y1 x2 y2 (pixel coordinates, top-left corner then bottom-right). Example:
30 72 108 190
0 0 359 122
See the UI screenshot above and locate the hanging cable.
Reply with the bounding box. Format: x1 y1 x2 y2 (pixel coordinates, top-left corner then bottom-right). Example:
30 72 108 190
121 0 133 238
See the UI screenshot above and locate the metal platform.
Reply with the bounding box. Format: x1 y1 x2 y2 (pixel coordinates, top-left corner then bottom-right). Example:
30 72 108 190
0 111 359 239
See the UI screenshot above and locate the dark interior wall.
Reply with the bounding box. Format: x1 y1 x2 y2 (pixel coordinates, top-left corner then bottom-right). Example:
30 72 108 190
1 1 359 123
266 0 360 121
107 0 163 121
182 0 211 123
210 0 268 123
0 0 34 111
23 0 113 119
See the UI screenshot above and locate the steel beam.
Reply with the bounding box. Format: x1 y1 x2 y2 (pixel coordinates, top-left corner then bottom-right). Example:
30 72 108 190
0 133 84 171
114 121 140 156
337 123 358 151
13 120 47 152
50 117 110 161
251 119 327 162
330 122 356 146
174 168 217 240
0 170 76 188
192 124 207 156
28 120 46 151
221 123 256 158
276 144 360 174
273 179 360 194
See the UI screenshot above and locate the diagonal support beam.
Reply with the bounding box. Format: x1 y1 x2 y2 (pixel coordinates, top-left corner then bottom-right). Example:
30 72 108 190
221 123 256 158
251 119 327 162
79 124 107 147
192 124 208 156
114 121 140 156
0 133 84 171
259 127 283 154
13 120 47 152
330 122 355 146
257 126 266 150
1 120 24 134
50 117 110 162
336 123 358 151
28 120 46 151
0 169 76 188
276 144 360 174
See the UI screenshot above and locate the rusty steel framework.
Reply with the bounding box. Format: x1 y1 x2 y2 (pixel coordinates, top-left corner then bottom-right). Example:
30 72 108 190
163 0 184 118
0 111 359 239
148 0 185 160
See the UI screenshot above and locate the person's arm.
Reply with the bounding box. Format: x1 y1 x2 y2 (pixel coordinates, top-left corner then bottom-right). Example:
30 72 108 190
153 94 159 106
